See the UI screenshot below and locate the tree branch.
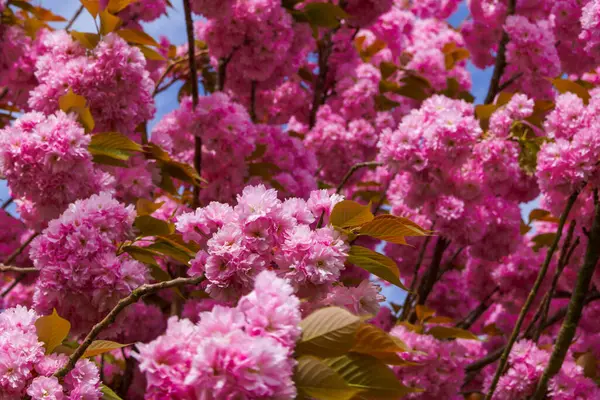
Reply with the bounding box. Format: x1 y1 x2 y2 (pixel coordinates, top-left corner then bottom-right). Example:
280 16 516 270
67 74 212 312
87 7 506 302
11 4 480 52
336 161 383 194
483 0 517 104
250 80 257 123
2 197 13 209
0 264 38 274
531 192 600 399
484 189 581 400
182 0 202 208
309 32 334 129
65 4 84 32
54 276 204 379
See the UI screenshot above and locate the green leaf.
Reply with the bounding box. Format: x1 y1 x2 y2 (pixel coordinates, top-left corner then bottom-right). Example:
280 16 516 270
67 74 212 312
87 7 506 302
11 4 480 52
303 3 348 28
347 245 407 290
88 132 143 164
374 94 400 111
82 340 130 358
359 39 387 63
146 241 193 264
123 245 160 266
295 356 363 400
379 78 429 101
35 309 71 354
359 214 429 244
379 62 398 80
107 0 134 13
136 199 165 216
138 45 166 61
427 326 480 341
532 232 557 252
350 323 412 365
134 215 175 237
415 305 435 323
101 384 124 400
528 208 559 224
248 162 281 180
81 0 100 18
552 78 590 104
99 9 121 35
71 31 101 49
330 200 374 229
324 354 422 399
297 307 361 358
117 28 159 47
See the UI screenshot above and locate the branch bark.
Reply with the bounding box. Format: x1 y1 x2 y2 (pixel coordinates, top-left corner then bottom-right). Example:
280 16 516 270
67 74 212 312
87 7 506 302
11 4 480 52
65 4 84 32
54 276 204 379
484 189 580 400
0 264 38 274
483 0 517 104
309 32 334 129
182 0 202 208
531 192 600 399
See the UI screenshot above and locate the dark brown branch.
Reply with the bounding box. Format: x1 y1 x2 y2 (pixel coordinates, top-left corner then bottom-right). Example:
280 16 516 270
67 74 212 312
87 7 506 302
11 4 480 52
309 32 334 128
182 0 202 208
484 189 580 400
532 192 600 399
483 0 517 104
1 197 13 209
457 287 499 330
54 276 204 379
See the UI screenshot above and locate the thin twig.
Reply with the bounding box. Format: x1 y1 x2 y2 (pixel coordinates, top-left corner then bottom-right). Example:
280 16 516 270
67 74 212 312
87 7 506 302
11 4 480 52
65 4 84 32
532 192 600 399
496 72 523 93
484 189 581 400
400 233 433 321
4 232 39 265
1 274 26 297
54 276 204 379
483 0 517 104
372 173 395 215
457 287 499 330
408 236 449 323
217 55 232 91
1 197 13 209
336 161 383 194
152 56 189 97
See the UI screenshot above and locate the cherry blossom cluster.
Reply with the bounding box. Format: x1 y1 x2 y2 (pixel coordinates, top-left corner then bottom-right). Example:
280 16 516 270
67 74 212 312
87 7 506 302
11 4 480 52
30 192 149 338
29 31 155 134
136 270 300 399
0 306 101 399
0 111 112 227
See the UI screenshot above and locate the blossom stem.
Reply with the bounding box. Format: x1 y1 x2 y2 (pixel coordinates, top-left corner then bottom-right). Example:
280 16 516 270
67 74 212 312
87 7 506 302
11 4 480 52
531 192 600 399
484 189 580 400
483 0 516 104
250 80 257 122
54 276 205 379
182 0 202 208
